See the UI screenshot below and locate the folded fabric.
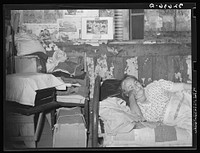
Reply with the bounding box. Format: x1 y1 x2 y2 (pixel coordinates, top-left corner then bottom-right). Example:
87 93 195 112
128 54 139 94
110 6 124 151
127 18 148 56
56 95 85 104
56 86 87 97
52 71 86 80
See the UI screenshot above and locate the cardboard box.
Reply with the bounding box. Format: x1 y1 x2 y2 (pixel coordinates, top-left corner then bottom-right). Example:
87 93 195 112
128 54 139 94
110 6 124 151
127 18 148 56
53 107 87 147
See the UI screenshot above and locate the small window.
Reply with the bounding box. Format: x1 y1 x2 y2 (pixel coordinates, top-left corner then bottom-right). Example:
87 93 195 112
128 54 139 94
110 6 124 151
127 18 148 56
129 9 144 39
114 9 144 41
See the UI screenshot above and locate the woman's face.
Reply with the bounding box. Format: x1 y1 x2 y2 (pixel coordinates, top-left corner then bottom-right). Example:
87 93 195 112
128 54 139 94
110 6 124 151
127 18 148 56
122 77 146 103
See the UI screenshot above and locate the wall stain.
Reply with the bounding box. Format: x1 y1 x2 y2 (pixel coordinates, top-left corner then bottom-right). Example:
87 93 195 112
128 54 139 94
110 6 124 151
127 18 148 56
124 57 138 79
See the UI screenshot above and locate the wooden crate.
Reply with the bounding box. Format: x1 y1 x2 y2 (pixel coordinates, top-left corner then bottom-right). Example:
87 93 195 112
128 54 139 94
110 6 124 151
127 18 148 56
14 55 41 73
4 112 36 148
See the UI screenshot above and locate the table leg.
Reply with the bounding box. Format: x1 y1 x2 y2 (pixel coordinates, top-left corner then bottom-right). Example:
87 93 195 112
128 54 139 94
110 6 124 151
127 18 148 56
34 112 44 141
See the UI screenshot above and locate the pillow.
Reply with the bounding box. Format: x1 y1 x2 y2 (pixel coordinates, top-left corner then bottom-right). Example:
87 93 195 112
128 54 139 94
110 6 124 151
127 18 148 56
100 79 129 104
15 32 46 56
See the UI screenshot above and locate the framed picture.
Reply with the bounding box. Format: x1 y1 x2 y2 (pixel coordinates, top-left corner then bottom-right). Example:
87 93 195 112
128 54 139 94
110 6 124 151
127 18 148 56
81 17 114 40
57 18 82 40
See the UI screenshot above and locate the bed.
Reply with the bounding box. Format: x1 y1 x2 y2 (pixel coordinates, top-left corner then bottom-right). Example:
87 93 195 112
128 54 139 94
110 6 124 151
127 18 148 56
91 75 192 148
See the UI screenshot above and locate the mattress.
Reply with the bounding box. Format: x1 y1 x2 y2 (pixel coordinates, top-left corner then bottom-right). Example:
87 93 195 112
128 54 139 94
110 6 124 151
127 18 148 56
6 72 66 106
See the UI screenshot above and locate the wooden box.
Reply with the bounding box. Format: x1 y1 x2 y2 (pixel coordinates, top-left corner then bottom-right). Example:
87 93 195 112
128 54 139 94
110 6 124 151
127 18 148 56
4 112 36 148
53 107 87 147
14 56 41 73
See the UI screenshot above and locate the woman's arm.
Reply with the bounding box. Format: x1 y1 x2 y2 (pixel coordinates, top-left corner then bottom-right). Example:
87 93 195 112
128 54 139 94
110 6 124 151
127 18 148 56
128 91 145 121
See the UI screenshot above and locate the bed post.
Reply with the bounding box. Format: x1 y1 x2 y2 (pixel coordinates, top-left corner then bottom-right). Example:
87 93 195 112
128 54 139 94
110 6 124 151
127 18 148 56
91 75 101 147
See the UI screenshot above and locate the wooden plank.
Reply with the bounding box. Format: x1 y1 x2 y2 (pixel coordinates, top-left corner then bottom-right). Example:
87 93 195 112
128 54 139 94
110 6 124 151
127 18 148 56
154 56 168 81
167 56 175 82
107 44 191 56
112 57 124 80
54 43 191 58
180 55 189 83
173 56 182 82
138 55 153 86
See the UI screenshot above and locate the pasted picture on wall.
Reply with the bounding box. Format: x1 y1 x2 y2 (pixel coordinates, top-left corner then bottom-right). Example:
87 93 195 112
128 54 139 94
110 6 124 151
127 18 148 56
82 17 113 40
86 20 108 35
63 10 99 17
57 18 81 40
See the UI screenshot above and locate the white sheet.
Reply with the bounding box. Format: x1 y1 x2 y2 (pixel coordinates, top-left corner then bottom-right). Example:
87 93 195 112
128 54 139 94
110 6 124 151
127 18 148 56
6 72 66 106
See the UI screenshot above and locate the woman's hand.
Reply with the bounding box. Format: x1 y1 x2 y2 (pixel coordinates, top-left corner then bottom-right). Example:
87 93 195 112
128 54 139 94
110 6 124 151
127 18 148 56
127 113 146 122
141 121 161 129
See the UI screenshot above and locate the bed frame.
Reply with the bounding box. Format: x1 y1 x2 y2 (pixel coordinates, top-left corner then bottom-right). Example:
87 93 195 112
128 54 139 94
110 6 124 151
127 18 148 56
91 75 101 147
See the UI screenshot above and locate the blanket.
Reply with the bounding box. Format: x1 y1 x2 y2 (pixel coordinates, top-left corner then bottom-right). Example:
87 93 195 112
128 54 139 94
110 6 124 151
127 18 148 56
163 90 192 136
99 94 192 147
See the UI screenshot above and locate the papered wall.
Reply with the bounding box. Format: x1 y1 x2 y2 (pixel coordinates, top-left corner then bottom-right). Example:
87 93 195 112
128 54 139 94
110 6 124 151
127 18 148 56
11 9 191 42
9 9 192 98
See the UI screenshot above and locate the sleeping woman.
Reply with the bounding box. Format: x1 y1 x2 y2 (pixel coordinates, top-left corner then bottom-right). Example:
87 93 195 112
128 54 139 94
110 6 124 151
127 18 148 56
120 75 192 134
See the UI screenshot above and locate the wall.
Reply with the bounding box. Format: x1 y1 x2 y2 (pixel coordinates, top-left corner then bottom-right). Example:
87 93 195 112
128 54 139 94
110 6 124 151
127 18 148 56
9 9 192 98
144 9 191 31
11 9 191 43
83 44 191 98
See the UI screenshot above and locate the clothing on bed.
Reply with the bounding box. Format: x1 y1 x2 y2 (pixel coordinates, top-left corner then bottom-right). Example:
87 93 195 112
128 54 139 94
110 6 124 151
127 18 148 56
57 75 89 97
45 48 85 77
56 86 87 98
52 71 86 80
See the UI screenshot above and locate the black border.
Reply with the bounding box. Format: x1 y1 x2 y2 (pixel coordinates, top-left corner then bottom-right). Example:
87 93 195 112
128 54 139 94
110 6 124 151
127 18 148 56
2 2 197 151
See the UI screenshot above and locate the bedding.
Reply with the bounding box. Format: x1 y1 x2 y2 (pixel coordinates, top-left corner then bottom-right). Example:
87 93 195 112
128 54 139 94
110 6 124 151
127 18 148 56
15 32 46 56
99 97 192 147
56 95 86 104
45 48 85 78
15 31 86 79
6 72 66 106
92 76 193 147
